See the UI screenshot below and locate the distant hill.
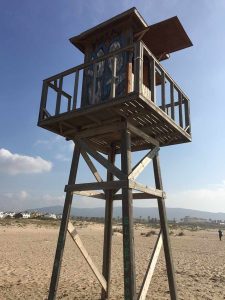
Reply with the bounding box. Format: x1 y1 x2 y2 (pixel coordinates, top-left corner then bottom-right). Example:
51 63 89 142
27 206 225 221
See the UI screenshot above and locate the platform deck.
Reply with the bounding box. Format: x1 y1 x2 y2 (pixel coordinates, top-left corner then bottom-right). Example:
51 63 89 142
38 92 191 154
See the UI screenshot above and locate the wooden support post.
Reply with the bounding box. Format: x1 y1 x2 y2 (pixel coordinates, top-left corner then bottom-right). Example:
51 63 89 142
134 41 143 94
170 82 175 120
153 153 178 300
161 71 166 112
38 81 48 123
73 70 79 109
150 58 156 103
55 77 63 115
101 145 116 299
48 142 80 300
178 91 183 128
110 56 117 99
184 98 191 134
121 128 136 300
127 51 133 94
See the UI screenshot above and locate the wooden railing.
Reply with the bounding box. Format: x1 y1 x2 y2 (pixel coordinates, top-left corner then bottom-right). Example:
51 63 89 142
38 41 191 135
139 41 191 134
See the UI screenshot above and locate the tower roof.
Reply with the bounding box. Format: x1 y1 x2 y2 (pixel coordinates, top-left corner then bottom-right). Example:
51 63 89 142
69 8 192 59
70 7 147 53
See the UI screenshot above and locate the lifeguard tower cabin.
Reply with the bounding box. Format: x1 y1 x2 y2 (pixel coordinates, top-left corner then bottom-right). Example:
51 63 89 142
38 7 192 300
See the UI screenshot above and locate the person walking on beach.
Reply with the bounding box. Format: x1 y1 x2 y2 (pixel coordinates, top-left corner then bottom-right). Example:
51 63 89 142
218 229 223 241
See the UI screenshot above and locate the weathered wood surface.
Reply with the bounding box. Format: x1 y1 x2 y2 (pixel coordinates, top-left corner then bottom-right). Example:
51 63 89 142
76 139 126 179
153 153 178 299
138 232 163 300
68 221 107 291
129 180 165 198
121 129 136 300
73 190 105 199
48 143 80 300
128 146 159 180
65 180 128 192
101 146 116 299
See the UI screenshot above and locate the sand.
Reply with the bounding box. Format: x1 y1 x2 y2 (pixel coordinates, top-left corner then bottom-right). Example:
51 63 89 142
0 221 225 299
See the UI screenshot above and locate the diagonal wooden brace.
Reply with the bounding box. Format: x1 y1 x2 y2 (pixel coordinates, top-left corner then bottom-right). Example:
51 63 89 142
76 139 126 180
67 221 107 291
128 147 159 180
138 231 163 300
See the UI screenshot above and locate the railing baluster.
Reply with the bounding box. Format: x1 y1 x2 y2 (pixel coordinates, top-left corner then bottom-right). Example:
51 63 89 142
161 71 166 111
134 42 143 94
150 58 155 103
55 77 63 115
170 82 175 120
184 98 191 134
127 51 133 94
72 70 79 110
67 96 72 112
178 92 183 128
38 81 49 123
92 63 97 104
110 55 117 99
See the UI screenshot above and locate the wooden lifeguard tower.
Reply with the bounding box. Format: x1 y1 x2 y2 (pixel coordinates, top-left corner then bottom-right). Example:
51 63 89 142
38 7 192 300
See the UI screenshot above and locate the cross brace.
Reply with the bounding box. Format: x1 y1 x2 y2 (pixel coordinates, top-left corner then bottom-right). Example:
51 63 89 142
48 131 178 300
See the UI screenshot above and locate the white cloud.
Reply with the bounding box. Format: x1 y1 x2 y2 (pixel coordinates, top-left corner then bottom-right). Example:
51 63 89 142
19 190 29 200
0 148 52 175
42 194 65 204
168 181 225 212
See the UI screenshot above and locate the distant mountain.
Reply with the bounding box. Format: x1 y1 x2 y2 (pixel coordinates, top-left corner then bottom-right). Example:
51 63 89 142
27 206 225 221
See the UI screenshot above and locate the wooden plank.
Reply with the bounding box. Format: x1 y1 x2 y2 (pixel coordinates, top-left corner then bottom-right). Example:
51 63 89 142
38 81 48 124
129 180 165 198
184 98 191 134
134 41 143 94
110 56 117 99
73 70 79 109
76 139 126 180
127 51 133 94
178 91 183 128
55 77 63 115
44 45 133 83
75 122 126 139
170 82 175 120
48 143 80 300
92 63 97 104
142 43 190 100
48 82 71 100
139 94 191 140
138 232 163 300
65 180 128 192
161 71 166 111
113 192 157 200
67 96 72 112
150 58 156 102
101 145 116 299
128 147 159 180
67 221 107 291
127 122 159 147
81 150 103 183
73 190 105 199
153 154 178 299
121 128 136 299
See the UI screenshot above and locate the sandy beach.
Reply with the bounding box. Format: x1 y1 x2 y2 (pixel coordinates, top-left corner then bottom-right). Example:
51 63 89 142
0 220 224 300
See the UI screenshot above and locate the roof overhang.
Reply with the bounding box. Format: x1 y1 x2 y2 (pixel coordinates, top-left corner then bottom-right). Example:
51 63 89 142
140 16 193 60
70 7 147 53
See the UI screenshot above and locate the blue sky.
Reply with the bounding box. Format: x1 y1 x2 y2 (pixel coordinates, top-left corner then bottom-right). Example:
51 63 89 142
1 0 225 212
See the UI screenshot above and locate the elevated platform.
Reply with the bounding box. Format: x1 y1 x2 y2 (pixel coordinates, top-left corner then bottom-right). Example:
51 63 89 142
38 41 191 154
38 91 191 154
